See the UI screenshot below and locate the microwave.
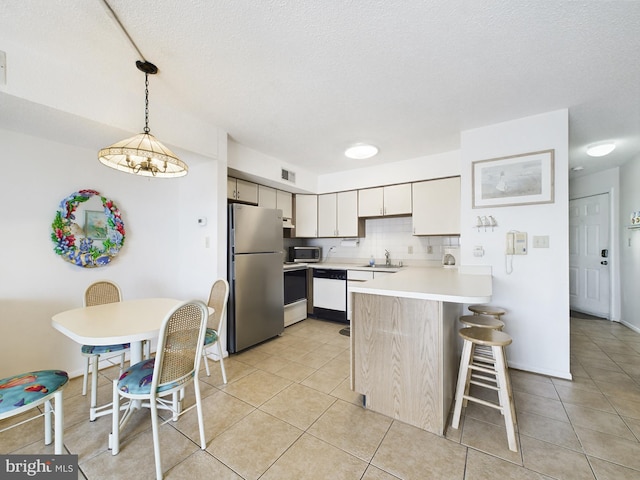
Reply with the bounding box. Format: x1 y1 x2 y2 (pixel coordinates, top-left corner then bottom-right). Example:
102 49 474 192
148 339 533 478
289 246 322 263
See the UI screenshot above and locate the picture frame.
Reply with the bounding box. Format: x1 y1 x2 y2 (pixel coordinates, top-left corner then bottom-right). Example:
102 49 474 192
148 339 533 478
84 210 108 239
472 149 555 208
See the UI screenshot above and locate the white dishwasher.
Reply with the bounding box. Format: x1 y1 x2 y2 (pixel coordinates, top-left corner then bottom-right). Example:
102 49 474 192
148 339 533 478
312 268 347 323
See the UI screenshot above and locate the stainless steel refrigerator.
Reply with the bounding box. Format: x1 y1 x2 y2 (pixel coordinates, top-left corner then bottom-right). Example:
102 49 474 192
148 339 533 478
227 204 284 353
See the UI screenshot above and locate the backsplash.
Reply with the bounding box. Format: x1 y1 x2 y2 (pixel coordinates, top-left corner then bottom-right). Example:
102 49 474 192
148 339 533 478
285 216 459 265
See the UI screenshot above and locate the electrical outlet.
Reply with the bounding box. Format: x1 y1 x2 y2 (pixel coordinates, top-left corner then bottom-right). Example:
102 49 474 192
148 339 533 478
427 245 433 254
407 245 413 254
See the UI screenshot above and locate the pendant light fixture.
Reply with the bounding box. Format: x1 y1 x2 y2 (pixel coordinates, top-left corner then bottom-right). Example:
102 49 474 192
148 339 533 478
98 60 188 177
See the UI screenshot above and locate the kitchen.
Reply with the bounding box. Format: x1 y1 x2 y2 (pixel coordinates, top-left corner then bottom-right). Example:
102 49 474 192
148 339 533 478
4 2 640 478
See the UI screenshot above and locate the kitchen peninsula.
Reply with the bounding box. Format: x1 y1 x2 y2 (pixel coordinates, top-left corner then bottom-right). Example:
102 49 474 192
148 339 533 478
349 267 492 435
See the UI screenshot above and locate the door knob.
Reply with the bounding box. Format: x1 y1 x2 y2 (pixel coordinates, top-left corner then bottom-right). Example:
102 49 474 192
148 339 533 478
601 260 608 265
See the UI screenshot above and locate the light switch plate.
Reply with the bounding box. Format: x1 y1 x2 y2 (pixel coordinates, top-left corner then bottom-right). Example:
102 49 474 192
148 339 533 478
533 235 549 248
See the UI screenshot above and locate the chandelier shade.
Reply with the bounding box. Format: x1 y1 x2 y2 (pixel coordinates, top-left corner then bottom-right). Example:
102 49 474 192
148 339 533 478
98 132 187 178
98 60 188 178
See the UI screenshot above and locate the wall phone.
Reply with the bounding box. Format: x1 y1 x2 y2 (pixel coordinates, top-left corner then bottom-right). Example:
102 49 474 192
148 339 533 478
506 231 527 255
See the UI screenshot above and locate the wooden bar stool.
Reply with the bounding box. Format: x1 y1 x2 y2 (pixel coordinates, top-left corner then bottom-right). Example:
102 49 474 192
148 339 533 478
451 327 517 452
468 304 506 320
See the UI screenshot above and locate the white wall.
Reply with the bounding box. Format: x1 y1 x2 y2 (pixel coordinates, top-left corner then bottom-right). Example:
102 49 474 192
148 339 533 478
228 140 318 193
619 155 640 333
460 109 571 379
318 150 461 193
0 127 225 379
569 167 621 321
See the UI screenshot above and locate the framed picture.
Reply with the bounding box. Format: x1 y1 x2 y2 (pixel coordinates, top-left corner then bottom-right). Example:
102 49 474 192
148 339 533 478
84 210 108 239
472 149 555 208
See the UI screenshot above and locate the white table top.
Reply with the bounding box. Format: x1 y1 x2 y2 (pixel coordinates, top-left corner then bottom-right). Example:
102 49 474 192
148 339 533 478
349 267 492 303
51 298 184 346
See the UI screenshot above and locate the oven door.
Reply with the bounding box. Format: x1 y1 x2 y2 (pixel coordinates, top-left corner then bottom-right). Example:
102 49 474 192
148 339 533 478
284 268 307 305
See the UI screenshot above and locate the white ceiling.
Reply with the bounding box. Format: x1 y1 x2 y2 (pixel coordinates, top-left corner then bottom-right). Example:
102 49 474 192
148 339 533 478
1 1 639 177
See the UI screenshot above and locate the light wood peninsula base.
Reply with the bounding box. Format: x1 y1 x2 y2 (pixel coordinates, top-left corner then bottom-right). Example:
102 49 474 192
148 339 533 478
351 292 462 435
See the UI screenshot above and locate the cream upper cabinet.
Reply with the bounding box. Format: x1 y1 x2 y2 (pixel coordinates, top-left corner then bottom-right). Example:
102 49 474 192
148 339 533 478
258 185 277 209
384 184 412 215
227 177 237 201
294 194 318 237
358 184 412 217
317 193 337 237
412 177 461 235
358 187 383 217
277 190 293 219
228 177 258 204
318 191 361 237
337 191 361 237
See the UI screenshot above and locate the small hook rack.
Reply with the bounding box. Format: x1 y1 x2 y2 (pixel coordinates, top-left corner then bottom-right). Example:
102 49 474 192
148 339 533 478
475 215 498 232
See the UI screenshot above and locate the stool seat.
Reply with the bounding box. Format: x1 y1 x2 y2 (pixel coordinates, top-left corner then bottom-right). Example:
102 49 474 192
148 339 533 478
459 314 505 330
468 304 506 318
0 370 68 454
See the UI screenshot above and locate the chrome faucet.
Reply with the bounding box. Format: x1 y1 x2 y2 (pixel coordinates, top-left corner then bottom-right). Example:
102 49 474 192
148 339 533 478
385 249 391 266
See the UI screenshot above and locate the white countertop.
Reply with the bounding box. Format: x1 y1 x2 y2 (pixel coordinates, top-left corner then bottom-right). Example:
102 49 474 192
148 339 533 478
349 266 492 304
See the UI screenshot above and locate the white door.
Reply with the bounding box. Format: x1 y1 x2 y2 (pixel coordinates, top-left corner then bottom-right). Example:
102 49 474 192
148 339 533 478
569 193 610 318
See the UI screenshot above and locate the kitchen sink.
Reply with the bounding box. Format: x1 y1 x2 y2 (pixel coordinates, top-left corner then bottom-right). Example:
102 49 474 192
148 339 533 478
360 264 403 269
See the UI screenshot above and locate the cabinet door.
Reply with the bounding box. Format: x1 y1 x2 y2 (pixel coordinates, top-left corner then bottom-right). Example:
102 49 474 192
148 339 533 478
258 185 277 209
227 177 237 200
277 190 293 219
412 177 461 235
318 193 337 237
294 194 318 237
235 179 258 204
383 184 412 215
337 190 360 237
358 187 384 217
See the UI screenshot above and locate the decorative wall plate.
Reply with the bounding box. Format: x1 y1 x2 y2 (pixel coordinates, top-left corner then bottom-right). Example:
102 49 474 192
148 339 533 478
51 189 126 267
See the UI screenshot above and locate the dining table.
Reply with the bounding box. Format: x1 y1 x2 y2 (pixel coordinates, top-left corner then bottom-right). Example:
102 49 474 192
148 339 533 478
51 297 208 421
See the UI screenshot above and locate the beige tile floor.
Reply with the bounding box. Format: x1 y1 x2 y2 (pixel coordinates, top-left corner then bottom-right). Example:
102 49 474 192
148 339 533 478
3 314 640 479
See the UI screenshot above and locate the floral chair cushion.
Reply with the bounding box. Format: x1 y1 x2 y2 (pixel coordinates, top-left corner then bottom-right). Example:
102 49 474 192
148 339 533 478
117 359 193 395
204 328 218 346
0 370 68 415
81 343 130 355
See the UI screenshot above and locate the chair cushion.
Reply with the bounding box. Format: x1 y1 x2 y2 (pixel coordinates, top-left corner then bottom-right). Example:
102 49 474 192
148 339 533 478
204 328 218 346
81 343 130 355
0 370 68 414
117 359 192 395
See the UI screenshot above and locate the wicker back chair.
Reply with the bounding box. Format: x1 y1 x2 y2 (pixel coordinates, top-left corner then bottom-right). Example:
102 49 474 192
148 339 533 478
202 279 229 383
111 300 208 480
81 280 129 420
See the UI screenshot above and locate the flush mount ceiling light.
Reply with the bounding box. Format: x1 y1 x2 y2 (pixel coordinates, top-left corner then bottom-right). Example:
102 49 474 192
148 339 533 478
345 144 379 160
586 142 616 157
98 61 188 178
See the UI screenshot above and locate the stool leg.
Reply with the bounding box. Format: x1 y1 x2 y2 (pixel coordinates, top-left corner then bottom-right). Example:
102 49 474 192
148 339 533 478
44 399 52 446
452 340 473 429
54 390 64 455
494 345 517 452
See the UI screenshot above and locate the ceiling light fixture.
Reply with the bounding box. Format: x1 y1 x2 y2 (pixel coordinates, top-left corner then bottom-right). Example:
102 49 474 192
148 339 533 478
98 61 188 178
586 142 616 157
345 144 379 160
